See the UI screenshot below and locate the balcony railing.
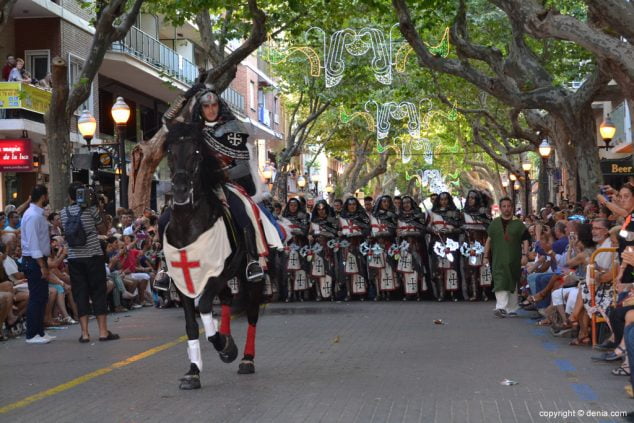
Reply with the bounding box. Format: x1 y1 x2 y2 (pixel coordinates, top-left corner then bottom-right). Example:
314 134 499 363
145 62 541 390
221 87 245 114
111 26 198 86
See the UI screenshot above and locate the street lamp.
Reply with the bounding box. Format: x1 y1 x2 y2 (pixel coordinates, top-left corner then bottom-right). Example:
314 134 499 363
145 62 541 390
522 160 532 216
297 175 306 191
600 114 617 149
538 139 552 158
111 97 130 209
78 110 97 150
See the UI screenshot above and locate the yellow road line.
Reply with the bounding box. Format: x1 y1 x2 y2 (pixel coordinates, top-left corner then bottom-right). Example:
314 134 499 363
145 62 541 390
0 303 268 414
0 334 188 414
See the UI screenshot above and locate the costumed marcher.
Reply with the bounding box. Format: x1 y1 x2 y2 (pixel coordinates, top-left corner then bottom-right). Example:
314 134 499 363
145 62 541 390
484 197 531 317
282 198 310 301
339 197 371 301
308 200 339 301
369 195 399 300
427 192 464 301
396 195 428 301
461 190 492 301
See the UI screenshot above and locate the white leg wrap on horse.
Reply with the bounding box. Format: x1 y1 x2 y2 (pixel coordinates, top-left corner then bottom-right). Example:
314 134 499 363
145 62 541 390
187 340 203 372
201 313 217 339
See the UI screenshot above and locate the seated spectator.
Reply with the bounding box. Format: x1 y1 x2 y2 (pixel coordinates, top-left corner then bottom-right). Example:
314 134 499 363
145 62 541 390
121 234 152 308
0 244 27 339
47 238 77 324
48 212 63 237
37 72 52 89
4 211 19 232
562 221 612 346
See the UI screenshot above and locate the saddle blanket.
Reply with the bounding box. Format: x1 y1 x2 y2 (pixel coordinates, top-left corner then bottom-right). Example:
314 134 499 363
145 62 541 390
164 218 231 299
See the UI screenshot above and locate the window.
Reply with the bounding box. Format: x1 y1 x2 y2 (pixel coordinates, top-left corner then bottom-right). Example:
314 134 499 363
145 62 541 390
274 96 279 124
68 53 92 114
25 50 50 81
249 81 255 110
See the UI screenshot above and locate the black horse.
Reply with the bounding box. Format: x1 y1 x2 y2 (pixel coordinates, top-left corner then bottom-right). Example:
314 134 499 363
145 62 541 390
162 122 264 390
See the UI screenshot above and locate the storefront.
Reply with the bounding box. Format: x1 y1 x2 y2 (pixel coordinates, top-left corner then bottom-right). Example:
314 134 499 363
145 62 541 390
600 156 634 188
0 138 37 207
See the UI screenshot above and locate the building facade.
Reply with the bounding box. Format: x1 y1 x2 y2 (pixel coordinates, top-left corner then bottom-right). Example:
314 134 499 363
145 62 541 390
0 1 285 210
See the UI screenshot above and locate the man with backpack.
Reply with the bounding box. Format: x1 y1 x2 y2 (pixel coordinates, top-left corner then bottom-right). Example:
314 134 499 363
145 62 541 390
61 182 119 343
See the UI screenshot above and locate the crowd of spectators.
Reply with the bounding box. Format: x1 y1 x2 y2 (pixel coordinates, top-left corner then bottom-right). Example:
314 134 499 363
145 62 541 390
515 184 634 399
0 194 171 341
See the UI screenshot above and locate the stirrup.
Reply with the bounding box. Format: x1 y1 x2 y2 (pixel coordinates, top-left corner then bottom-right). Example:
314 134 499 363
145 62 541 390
246 260 264 282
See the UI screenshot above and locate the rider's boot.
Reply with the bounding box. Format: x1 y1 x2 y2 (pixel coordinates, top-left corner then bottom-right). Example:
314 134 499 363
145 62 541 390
244 228 265 283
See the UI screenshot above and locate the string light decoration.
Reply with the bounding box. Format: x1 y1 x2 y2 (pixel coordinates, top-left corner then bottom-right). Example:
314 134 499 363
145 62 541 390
266 25 450 88
405 169 448 194
339 107 375 131
395 27 451 72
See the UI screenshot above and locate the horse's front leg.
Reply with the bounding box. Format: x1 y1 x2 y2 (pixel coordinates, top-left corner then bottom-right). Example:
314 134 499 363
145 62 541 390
238 280 263 374
202 284 238 364
179 292 202 390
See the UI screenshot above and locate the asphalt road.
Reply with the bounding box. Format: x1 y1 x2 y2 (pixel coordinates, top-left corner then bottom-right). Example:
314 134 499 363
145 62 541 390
0 301 632 422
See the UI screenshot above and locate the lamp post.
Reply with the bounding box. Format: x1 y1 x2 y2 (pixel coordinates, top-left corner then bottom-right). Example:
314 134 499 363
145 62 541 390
599 114 617 149
538 139 552 210
311 172 320 196
522 160 532 217
111 97 130 209
78 109 97 186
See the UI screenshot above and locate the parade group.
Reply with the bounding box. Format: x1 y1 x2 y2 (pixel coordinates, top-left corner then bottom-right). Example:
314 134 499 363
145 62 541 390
268 191 492 303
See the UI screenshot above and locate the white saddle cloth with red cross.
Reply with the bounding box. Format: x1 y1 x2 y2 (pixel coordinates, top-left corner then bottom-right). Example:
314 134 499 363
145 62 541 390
164 219 232 299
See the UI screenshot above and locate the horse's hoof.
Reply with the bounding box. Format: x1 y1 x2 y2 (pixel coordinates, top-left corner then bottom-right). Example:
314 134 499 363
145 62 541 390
238 359 255 374
179 374 201 390
219 334 238 363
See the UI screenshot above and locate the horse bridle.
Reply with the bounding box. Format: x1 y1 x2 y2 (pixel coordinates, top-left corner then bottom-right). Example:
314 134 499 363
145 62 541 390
170 135 203 206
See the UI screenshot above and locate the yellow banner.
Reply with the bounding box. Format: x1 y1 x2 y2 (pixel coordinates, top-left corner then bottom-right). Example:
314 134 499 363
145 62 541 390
0 82 51 114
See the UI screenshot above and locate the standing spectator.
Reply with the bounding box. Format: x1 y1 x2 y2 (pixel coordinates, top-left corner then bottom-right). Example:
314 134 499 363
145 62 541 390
48 212 63 237
61 182 119 343
5 211 19 232
8 58 29 82
2 55 15 81
21 185 54 344
484 197 531 318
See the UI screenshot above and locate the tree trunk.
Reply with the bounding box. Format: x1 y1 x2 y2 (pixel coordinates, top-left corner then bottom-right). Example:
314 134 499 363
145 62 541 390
561 105 602 200
128 127 167 213
45 57 72 210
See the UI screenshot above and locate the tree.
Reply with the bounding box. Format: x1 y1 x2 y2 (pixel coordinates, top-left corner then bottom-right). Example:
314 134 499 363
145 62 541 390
392 0 609 199
46 0 145 209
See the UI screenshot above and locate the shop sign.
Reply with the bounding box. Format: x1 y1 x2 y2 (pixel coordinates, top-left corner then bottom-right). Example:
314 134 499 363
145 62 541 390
0 82 51 114
0 139 32 171
601 158 634 176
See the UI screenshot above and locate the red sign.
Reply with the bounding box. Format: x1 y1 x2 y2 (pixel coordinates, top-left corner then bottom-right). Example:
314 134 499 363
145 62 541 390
0 139 32 172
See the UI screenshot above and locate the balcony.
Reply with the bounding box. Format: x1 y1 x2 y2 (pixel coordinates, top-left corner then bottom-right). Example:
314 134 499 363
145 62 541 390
221 87 245 115
110 25 198 86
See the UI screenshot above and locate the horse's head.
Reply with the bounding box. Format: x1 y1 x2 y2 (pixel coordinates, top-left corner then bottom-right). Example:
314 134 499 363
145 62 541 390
165 122 204 206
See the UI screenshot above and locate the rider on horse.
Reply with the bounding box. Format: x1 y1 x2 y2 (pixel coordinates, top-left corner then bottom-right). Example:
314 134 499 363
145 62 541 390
193 89 268 282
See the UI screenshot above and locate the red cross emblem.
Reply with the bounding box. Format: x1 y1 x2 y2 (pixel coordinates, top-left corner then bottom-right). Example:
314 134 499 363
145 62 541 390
171 250 200 294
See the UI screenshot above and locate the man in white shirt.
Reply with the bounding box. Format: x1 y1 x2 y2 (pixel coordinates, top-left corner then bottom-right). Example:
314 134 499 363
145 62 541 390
21 185 53 344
